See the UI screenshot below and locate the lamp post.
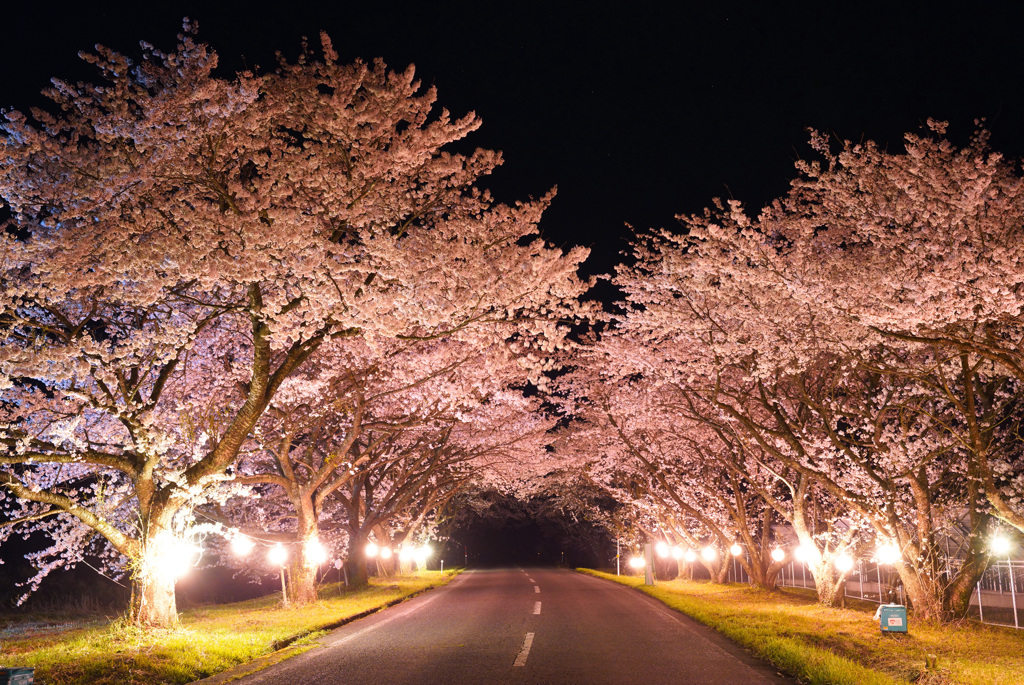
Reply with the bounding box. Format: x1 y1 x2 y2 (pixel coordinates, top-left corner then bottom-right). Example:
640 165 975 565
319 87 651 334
644 543 655 585
993 535 1019 629
876 542 900 604
730 543 742 584
269 543 288 606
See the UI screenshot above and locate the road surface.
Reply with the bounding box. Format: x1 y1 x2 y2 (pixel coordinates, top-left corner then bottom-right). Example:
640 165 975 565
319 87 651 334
230 568 791 684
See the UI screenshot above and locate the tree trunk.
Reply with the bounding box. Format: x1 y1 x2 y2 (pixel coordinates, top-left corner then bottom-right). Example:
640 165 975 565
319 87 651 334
285 506 322 604
347 532 370 588
897 566 946 622
809 560 847 608
129 516 181 627
287 550 320 605
130 572 178 627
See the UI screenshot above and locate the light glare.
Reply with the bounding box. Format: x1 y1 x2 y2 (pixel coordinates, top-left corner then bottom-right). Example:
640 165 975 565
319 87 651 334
230 535 255 557
269 543 287 566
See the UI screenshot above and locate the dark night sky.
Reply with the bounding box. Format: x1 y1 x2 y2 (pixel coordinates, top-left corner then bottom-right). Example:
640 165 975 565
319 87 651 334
5 2 1024 277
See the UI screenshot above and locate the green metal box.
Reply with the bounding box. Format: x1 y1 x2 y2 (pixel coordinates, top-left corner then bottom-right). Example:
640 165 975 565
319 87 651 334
0 667 34 685
879 604 908 633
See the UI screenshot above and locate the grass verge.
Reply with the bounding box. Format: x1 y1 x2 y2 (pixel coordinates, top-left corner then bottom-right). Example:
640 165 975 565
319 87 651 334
578 569 1024 685
0 570 457 685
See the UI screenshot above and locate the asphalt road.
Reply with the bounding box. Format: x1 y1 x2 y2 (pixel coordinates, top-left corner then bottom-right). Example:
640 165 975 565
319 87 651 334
230 568 793 684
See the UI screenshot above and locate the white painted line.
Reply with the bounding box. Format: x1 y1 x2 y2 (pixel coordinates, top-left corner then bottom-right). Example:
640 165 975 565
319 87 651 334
527 577 534 582
513 632 535 667
533 601 541 614
326 581 446 648
534 585 540 593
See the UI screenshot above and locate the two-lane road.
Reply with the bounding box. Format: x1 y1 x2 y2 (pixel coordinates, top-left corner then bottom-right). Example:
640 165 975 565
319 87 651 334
230 568 791 684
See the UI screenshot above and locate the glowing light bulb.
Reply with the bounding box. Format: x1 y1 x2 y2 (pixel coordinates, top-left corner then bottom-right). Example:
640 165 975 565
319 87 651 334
992 536 1013 556
380 547 393 560
730 543 743 557
628 556 646 569
365 542 379 558
684 550 697 563
834 554 854 572
671 546 684 560
269 543 287 566
771 548 785 562
655 541 670 558
231 535 255 557
876 543 900 565
701 546 718 562
306 538 327 565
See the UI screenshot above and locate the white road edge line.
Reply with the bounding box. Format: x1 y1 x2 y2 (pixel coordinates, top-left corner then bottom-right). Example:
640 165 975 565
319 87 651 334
325 578 449 648
533 601 541 615
513 632 535 667
534 585 540 593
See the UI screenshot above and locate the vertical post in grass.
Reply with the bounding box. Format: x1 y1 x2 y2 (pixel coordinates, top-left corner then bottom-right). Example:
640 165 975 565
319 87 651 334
976 582 984 623
1007 559 1019 629
280 566 289 607
644 543 655 585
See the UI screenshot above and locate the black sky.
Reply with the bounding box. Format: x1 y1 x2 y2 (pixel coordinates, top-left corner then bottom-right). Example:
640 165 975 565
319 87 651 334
4 2 1024 276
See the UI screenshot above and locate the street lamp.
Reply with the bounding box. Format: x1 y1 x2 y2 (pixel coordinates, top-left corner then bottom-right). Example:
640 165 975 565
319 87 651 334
771 547 785 562
701 546 718 562
415 544 432 570
306 538 328 566
655 541 670 558
875 541 901 604
269 543 288 606
628 555 646 570
834 553 854 572
230 534 255 557
365 542 379 558
993 534 1019 629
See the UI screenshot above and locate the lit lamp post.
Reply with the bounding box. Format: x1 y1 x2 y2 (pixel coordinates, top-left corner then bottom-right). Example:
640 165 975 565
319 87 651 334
269 543 288 606
993 535 1019 629
793 544 814 587
876 542 900 604
684 548 697 581
628 554 646 577
771 547 785 585
730 543 742 583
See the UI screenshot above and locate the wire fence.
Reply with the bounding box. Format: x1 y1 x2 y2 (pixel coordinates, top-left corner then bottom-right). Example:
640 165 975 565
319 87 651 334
746 557 1023 629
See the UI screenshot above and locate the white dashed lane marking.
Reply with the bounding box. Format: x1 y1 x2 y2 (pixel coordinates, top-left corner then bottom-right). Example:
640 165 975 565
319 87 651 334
513 632 535 667
533 601 541 614
534 585 540 593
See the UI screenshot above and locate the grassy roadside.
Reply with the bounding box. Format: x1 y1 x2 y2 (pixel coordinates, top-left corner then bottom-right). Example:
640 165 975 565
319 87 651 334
578 569 1024 685
0 570 458 685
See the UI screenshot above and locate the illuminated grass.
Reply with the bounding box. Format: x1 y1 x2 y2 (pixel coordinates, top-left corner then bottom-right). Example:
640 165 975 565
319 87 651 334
579 569 1024 685
0 571 457 685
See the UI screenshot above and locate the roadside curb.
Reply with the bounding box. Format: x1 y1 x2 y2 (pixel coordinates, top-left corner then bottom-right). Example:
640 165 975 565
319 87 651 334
188 579 455 685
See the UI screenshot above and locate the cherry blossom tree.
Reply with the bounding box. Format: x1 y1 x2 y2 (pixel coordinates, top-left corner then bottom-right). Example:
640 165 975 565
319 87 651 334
0 26 590 625
607 134 1011 618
